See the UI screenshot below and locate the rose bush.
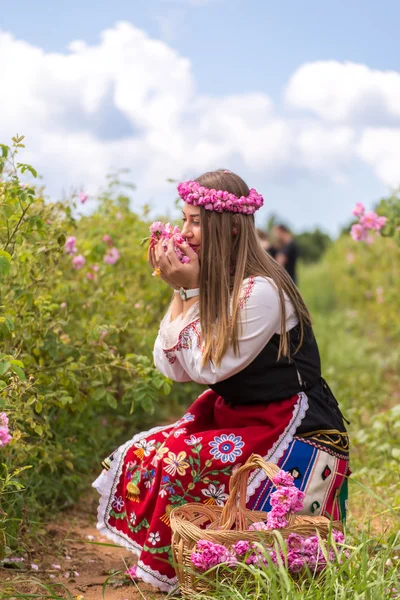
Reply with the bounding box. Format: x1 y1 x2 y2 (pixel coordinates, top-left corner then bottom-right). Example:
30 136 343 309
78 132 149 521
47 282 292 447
0 137 202 557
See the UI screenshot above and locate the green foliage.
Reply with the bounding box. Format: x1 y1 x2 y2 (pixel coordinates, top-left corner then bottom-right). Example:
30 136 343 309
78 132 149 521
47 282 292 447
299 230 400 512
325 233 400 340
296 228 332 264
0 137 201 557
377 193 400 243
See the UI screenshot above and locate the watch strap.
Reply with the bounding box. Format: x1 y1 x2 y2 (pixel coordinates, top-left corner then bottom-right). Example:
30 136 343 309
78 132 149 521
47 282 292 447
179 287 200 300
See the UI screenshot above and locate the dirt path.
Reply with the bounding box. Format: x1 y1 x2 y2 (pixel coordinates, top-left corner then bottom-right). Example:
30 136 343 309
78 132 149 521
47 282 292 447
0 489 167 600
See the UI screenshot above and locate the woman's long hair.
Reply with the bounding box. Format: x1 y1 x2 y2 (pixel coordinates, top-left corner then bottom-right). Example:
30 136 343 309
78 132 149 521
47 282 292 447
196 169 312 368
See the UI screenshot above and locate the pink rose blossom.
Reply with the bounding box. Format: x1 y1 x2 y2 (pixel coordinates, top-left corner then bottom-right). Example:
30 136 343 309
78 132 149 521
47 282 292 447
332 530 345 544
64 236 77 255
375 215 387 230
0 413 9 427
249 521 269 531
150 221 165 239
149 222 194 266
86 271 95 280
102 234 113 244
72 255 86 270
265 514 289 530
360 211 379 230
359 210 386 232
0 427 12 447
287 553 306 573
79 191 88 204
350 223 367 241
233 540 250 555
352 202 365 217
125 565 137 579
272 470 295 487
104 247 120 265
60 302 67 308
287 533 304 550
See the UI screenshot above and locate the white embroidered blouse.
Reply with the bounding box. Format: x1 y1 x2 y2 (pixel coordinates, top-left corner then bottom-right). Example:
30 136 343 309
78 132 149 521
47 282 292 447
153 276 299 385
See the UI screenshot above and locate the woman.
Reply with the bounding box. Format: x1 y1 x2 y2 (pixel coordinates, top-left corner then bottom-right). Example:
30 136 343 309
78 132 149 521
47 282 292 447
93 170 349 592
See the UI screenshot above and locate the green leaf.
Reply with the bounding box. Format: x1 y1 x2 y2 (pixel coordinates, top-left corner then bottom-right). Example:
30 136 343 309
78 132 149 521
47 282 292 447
11 365 26 380
17 163 37 178
106 394 117 409
0 362 10 376
34 424 43 436
163 381 172 395
0 251 12 277
140 395 155 415
0 380 6 391
4 318 14 332
0 250 12 263
93 388 107 401
59 396 73 405
9 359 23 368
35 400 43 414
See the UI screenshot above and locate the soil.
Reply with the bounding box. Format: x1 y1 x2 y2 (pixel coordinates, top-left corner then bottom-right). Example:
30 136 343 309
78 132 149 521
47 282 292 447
0 489 168 600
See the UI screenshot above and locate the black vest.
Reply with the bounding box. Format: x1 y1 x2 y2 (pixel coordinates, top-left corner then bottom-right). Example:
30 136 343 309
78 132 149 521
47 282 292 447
209 324 321 406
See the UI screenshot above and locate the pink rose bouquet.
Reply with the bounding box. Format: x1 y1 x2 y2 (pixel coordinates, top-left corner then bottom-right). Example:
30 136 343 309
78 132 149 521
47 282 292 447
148 221 190 276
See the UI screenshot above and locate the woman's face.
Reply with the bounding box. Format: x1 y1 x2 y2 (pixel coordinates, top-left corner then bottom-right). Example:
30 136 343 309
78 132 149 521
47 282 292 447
181 202 201 254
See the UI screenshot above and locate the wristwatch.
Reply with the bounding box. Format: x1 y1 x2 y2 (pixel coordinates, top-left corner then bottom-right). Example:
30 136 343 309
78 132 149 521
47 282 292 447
178 287 200 301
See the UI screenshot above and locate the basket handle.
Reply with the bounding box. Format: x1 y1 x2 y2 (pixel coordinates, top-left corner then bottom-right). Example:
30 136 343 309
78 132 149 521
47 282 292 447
219 453 282 530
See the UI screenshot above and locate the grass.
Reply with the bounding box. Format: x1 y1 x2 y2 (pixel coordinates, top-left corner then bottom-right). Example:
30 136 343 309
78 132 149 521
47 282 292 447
188 534 400 599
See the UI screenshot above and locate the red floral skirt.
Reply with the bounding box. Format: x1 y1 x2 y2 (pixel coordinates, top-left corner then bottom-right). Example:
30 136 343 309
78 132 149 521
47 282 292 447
93 389 348 592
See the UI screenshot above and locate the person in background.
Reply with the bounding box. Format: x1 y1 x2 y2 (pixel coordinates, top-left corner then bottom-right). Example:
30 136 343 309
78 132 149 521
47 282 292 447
256 228 277 259
273 224 299 284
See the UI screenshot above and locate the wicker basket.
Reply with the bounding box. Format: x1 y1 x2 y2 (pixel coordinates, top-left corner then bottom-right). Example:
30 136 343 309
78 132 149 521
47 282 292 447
170 453 342 596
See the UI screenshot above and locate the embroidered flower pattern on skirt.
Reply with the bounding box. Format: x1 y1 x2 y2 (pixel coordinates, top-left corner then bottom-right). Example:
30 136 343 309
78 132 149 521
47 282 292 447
209 433 245 463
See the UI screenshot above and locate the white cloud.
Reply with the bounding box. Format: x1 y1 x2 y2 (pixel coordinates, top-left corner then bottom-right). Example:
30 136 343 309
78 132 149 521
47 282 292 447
285 60 400 126
1 25 400 210
357 128 400 189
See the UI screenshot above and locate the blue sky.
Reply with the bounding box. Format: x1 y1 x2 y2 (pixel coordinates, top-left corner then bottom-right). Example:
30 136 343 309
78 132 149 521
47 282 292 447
2 0 400 234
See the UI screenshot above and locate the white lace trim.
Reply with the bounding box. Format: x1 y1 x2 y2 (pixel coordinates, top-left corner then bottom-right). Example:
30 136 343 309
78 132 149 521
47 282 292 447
245 392 309 502
136 559 178 592
92 421 180 592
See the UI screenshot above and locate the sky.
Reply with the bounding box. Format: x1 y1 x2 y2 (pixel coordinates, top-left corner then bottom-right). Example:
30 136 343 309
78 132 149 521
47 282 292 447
2 0 400 235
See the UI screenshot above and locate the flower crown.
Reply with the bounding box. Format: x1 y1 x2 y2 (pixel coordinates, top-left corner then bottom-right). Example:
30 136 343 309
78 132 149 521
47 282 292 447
177 180 264 215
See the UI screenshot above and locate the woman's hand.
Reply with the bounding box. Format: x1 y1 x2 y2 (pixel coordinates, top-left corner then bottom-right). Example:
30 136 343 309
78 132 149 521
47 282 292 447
154 237 200 290
148 241 178 289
